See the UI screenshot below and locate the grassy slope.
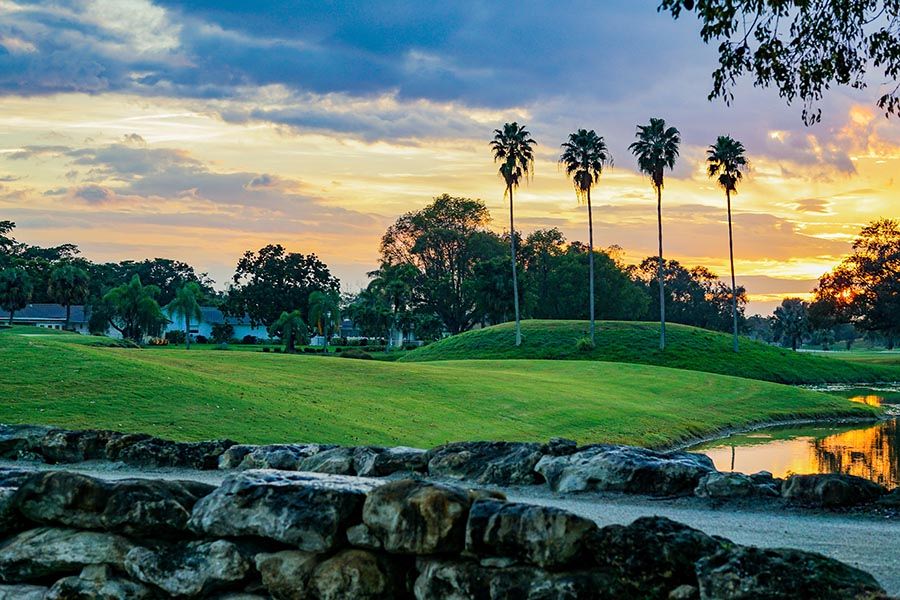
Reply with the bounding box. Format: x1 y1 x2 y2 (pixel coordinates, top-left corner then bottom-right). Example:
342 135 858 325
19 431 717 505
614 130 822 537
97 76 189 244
400 321 900 384
0 327 877 448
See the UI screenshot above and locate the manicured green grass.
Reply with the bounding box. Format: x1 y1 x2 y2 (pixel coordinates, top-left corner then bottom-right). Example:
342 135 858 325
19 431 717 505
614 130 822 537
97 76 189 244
0 327 878 448
400 321 900 384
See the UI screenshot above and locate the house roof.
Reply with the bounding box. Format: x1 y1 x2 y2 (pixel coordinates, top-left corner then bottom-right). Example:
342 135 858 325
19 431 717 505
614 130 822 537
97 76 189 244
0 303 87 323
167 306 255 326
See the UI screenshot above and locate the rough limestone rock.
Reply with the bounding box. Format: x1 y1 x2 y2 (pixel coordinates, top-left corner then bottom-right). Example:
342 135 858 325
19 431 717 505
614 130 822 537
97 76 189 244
189 470 377 552
125 539 250 597
413 559 621 599
354 446 428 477
362 480 472 554
876 488 900 507
781 473 886 507
103 433 153 461
14 471 214 536
465 499 597 569
0 489 19 535
346 524 382 549
669 584 700 600
425 441 545 485
309 549 400 600
0 527 134 582
221 444 331 471
0 584 48 599
543 437 578 456
0 425 57 460
694 472 775 499
536 445 715 496
695 546 886 600
46 564 157 599
592 516 729 597
115 437 236 470
38 429 119 463
255 550 321 600
297 447 357 475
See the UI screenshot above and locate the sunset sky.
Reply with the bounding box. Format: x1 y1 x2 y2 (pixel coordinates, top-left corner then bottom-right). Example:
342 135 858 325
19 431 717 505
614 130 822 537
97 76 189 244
1 1 897 315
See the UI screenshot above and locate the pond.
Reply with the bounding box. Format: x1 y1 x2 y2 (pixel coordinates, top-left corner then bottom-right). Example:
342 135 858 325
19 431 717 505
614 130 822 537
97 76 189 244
690 384 900 490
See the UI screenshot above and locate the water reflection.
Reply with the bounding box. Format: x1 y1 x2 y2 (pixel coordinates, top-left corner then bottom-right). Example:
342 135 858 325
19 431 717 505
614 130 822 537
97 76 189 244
695 419 899 490
850 395 883 407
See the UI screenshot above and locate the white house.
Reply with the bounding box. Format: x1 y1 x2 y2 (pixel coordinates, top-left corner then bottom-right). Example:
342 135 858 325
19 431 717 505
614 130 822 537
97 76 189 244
0 304 92 334
164 306 270 341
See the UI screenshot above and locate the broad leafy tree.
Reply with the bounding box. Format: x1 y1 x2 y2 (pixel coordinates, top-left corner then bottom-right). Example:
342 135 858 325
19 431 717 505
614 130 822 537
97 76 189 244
0 267 33 325
707 135 748 352
380 194 500 335
308 290 342 352
227 244 339 328
491 122 537 347
101 275 167 343
166 282 204 349
773 297 811 350
268 310 308 353
48 264 90 330
560 129 613 344
660 0 900 122
629 118 681 350
813 219 900 348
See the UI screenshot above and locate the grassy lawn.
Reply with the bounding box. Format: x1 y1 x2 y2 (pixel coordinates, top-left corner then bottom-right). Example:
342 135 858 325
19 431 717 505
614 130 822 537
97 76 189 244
400 321 900 384
0 327 878 448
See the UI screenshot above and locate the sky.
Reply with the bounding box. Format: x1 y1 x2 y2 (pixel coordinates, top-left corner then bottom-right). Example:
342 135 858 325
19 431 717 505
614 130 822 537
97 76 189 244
0 0 897 315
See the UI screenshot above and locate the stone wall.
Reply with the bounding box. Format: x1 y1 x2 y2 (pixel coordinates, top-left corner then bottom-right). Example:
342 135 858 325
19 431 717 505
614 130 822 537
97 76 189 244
0 468 889 599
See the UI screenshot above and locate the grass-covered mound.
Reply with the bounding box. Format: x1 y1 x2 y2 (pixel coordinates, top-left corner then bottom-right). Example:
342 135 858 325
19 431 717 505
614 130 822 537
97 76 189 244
0 327 877 448
400 320 900 384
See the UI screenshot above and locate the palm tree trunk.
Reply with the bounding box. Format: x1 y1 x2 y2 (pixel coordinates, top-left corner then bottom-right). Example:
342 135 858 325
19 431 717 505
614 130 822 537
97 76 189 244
726 188 739 353
8 310 14 326
587 187 596 344
185 316 191 350
65 304 71 331
508 183 522 347
656 185 666 351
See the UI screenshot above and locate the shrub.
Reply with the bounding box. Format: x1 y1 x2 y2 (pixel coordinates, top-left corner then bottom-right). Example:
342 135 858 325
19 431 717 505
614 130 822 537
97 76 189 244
165 330 186 344
211 323 234 344
341 348 374 360
242 335 258 345
195 335 209 344
273 347 282 353
359 338 368 347
575 337 595 352
262 347 270 353
147 337 169 346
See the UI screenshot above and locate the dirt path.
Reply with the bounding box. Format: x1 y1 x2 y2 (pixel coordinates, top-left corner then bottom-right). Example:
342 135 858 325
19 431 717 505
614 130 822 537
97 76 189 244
5 461 899 595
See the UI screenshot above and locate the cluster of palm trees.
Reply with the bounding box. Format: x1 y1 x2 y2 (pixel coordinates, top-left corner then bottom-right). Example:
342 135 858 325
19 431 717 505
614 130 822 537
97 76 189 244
490 120 748 352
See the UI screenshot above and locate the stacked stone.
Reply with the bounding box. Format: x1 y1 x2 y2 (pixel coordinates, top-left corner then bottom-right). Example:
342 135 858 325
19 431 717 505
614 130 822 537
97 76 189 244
0 469 888 599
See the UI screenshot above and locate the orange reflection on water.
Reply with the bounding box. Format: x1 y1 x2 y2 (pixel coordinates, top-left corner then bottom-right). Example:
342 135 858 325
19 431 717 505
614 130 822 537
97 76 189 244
850 395 883 407
701 420 898 489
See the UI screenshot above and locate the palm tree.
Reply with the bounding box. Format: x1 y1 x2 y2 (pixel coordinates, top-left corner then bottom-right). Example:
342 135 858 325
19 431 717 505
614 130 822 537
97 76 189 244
308 290 341 352
490 122 537 347
48 264 90 330
0 267 32 326
269 310 307 353
629 118 681 351
707 135 748 353
166 282 203 349
560 129 612 344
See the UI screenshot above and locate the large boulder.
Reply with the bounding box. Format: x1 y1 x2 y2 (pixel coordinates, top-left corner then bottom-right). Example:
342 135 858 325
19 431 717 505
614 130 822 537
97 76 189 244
426 442 544 485
255 550 321 600
591 516 729 597
781 474 886 507
694 472 778 499
14 471 214 536
536 445 715 496
413 559 622 599
45 564 158 599
465 499 597 569
189 470 377 552
114 437 236 470
125 539 250 597
297 447 357 475
362 480 472 554
0 425 54 459
354 447 428 477
0 584 48 599
221 444 331 471
309 549 401 600
38 429 119 463
695 546 886 600
0 527 134 582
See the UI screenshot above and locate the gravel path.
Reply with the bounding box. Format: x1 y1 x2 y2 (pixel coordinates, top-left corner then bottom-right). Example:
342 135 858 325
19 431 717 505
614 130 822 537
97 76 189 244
5 460 899 595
